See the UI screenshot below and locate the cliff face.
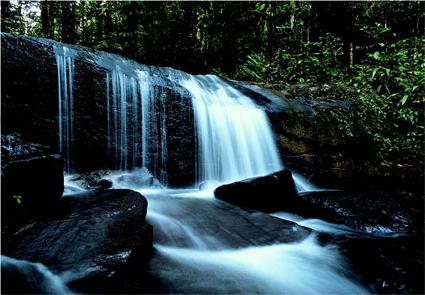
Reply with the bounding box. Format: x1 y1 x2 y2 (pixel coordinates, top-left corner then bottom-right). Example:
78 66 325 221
1 33 196 187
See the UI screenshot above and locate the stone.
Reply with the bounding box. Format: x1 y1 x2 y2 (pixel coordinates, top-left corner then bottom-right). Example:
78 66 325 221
1 154 64 228
1 133 53 163
95 179 113 190
326 234 424 294
297 190 422 235
2 189 153 292
214 169 298 212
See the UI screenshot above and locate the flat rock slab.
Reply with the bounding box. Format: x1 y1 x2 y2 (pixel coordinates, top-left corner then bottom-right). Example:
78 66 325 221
147 194 310 248
2 189 152 281
298 190 422 235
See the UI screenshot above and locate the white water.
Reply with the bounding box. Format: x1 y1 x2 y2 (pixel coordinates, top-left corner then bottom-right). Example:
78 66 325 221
54 46 75 173
156 235 367 294
292 172 319 192
272 211 402 238
178 75 283 185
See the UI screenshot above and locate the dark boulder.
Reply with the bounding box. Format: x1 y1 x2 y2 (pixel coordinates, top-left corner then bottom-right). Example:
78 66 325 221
1 154 64 228
95 179 113 190
214 169 298 212
2 189 153 293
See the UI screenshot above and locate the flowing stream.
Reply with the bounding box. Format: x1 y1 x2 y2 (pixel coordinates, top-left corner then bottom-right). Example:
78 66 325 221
88 175 368 294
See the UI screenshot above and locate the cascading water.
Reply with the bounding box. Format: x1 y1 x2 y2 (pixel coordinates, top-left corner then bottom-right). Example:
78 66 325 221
54 45 75 173
104 67 314 189
105 66 168 182
177 75 283 185
107 69 135 170
168 72 315 190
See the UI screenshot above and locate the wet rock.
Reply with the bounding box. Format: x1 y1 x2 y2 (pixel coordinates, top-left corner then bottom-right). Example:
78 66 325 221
267 96 358 189
325 234 424 294
1 134 53 163
2 189 153 292
1 33 196 186
1 154 64 228
214 169 297 212
1 33 59 154
297 190 422 235
66 170 111 190
95 179 113 190
226 80 291 113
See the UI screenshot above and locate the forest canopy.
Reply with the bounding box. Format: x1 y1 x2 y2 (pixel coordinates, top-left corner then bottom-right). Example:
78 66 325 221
1 0 424 171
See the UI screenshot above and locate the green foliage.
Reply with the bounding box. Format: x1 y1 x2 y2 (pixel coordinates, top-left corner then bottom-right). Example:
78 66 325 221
326 27 424 168
1 1 25 34
346 34 424 165
236 33 344 84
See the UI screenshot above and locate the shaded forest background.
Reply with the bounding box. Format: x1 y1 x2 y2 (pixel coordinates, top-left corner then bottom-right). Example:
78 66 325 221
1 1 424 172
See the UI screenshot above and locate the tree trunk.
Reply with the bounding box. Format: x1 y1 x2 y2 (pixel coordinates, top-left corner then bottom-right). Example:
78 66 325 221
61 2 76 44
40 1 50 37
267 2 276 57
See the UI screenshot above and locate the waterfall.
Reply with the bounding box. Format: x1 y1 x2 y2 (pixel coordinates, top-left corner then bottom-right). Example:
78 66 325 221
54 46 75 173
177 75 283 185
104 67 308 188
53 46 312 189
105 67 168 183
